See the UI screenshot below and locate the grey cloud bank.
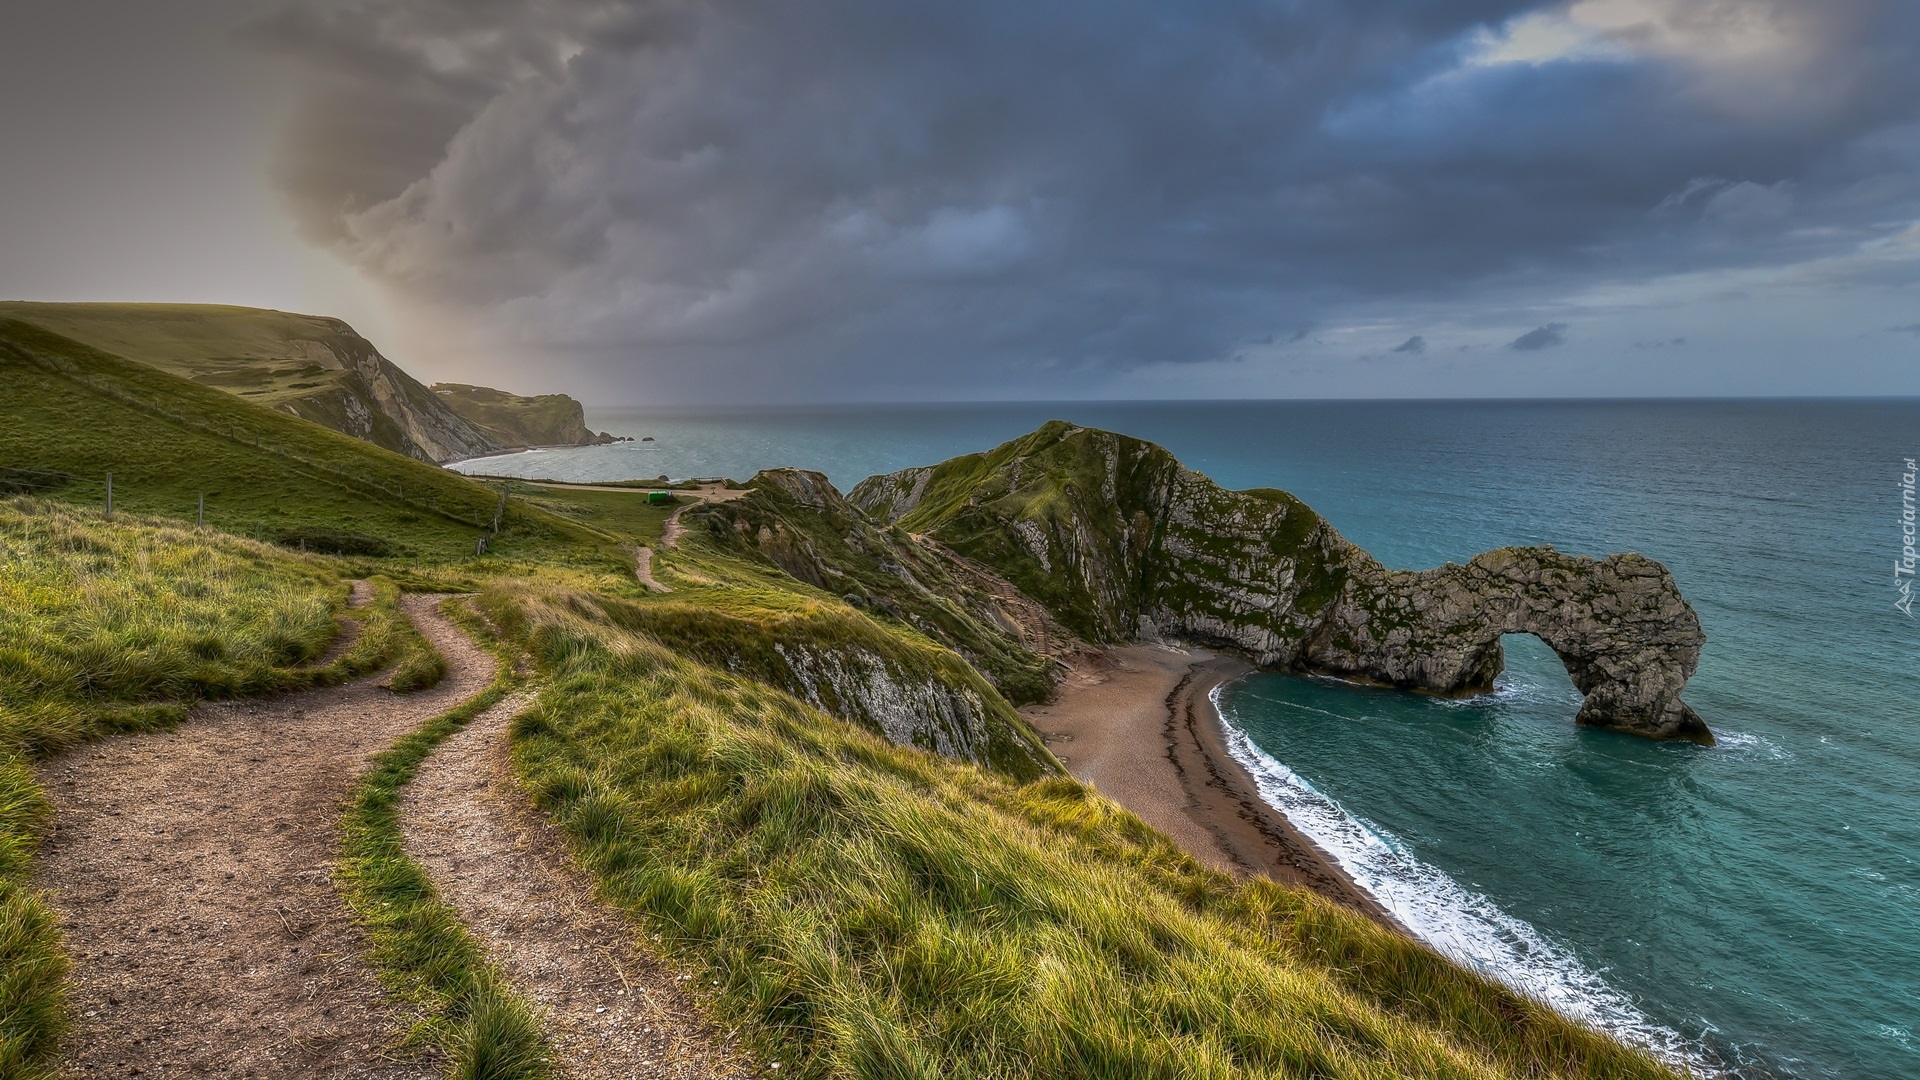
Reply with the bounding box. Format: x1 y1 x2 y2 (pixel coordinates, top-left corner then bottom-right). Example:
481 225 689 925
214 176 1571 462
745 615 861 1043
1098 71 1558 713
13 0 1918 402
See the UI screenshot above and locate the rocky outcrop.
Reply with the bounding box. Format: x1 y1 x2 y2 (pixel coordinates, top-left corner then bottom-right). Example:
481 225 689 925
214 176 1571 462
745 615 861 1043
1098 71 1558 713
687 468 1064 706
429 382 616 449
599 578 1059 780
775 642 1016 765
290 319 503 462
853 421 1712 744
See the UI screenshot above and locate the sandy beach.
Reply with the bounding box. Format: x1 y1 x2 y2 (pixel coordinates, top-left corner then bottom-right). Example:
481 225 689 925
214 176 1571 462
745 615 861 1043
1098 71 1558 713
1021 645 1394 926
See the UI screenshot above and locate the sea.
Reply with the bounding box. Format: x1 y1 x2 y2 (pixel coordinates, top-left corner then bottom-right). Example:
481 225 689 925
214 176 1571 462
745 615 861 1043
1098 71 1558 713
453 400 1920 1079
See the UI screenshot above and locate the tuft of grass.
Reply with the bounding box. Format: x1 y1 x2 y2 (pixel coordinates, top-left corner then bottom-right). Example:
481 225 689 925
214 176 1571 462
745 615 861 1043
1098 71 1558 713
335 597 549 1079
0 755 62 1080
486 582 1680 1080
384 620 450 695
453 985 550 1080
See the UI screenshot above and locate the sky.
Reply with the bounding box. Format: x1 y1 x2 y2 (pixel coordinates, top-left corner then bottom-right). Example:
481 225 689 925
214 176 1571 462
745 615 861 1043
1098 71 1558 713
3 0 1918 403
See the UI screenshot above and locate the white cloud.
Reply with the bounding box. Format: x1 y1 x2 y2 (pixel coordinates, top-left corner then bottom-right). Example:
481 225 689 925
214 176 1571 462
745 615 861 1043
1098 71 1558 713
1567 0 1808 66
1467 11 1632 67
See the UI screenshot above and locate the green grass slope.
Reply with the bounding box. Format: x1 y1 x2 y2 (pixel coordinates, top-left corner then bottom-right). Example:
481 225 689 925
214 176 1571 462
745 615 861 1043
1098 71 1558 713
0 319 616 564
0 303 500 462
687 468 1058 703
430 382 609 448
850 420 1196 641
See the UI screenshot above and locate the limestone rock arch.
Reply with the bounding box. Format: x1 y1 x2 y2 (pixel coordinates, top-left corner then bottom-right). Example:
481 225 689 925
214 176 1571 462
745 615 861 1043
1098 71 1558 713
1298 548 1711 744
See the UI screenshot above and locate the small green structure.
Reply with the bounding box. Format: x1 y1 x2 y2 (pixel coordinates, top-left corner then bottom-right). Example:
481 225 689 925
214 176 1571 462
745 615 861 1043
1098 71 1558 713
647 490 673 506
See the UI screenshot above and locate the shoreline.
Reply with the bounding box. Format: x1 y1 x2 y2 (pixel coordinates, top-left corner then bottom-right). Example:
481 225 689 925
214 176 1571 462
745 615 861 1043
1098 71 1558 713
1020 646 1396 928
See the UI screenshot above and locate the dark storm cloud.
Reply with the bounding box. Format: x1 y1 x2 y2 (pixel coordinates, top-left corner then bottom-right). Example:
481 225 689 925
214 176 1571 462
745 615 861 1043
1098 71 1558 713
254 0 1920 397
1509 323 1569 351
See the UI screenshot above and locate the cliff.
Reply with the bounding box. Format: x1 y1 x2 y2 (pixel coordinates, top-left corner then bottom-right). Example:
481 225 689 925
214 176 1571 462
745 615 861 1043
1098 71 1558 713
614 467 1063 778
429 382 615 449
686 467 1070 704
0 302 502 463
852 421 1711 744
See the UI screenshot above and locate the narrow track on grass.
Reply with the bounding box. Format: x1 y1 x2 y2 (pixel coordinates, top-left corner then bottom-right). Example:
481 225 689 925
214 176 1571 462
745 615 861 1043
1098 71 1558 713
632 544 673 593
32 590 489 1077
634 484 748 593
401 605 751 1080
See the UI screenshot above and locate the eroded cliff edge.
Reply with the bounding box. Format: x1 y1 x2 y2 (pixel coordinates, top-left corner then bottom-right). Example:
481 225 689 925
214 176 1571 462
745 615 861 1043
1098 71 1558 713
852 421 1711 744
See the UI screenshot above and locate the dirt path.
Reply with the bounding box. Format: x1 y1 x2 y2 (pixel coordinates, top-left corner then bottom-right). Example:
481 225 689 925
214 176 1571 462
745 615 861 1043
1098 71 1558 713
400 621 751 1079
33 592 490 1077
303 578 377 668
619 485 752 593
632 544 672 594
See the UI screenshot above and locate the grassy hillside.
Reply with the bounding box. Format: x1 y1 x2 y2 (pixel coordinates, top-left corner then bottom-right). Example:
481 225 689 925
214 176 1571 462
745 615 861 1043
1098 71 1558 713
430 382 610 449
0 319 619 565
850 420 1192 640
0 303 500 462
480 580 1676 1080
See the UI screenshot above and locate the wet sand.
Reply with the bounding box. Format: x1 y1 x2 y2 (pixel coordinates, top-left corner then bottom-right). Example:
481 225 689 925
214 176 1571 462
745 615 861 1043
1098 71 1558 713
1021 645 1395 927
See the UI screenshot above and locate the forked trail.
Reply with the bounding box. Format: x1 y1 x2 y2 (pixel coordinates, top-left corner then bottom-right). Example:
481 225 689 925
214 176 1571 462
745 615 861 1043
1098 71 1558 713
35 589 742 1077
400 614 749 1078
33 593 485 1076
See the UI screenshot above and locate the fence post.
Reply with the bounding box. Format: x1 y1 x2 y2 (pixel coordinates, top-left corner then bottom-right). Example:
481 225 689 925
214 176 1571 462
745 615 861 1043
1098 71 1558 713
105 473 113 520
197 492 205 527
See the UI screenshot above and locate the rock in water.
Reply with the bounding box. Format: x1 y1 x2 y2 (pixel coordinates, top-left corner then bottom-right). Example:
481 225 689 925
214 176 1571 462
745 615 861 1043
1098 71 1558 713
852 421 1712 744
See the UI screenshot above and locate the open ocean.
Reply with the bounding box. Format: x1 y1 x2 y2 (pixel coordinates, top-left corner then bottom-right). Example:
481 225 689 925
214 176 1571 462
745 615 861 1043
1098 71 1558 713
454 400 1920 1079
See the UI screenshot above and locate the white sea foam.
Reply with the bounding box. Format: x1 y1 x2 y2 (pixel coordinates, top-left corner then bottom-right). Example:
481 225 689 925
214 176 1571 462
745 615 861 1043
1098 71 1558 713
1712 730 1790 761
1211 684 1720 1076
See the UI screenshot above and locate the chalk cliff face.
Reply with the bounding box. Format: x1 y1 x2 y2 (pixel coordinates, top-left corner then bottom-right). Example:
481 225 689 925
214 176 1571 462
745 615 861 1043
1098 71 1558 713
852 421 1711 744
687 467 1064 705
288 319 505 462
629 467 1063 779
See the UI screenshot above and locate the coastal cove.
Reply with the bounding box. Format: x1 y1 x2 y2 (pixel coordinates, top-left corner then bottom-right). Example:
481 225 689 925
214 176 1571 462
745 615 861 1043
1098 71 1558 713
459 399 1920 1080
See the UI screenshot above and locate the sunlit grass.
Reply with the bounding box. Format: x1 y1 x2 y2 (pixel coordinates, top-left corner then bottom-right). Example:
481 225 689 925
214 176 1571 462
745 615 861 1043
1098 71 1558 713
487 581 1679 1080
0 498 420 1078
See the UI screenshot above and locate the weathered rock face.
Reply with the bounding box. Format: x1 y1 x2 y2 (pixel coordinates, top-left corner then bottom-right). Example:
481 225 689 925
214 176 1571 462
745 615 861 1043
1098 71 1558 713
853 421 1712 744
300 319 503 462
688 468 1064 705
774 642 1017 766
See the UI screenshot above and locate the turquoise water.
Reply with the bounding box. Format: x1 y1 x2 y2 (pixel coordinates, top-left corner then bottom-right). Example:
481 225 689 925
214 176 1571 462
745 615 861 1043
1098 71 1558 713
455 401 1920 1078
